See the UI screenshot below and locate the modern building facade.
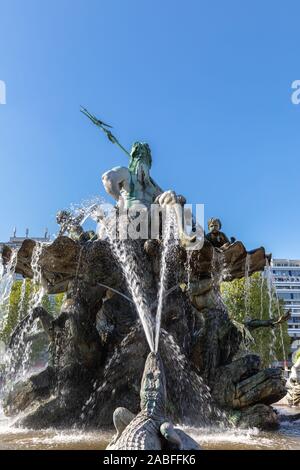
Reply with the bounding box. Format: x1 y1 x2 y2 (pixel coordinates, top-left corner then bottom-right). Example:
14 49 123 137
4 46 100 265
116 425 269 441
271 259 300 356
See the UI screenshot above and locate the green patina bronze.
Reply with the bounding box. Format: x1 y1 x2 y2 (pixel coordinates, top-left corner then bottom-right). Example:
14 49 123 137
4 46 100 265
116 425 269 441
81 107 161 208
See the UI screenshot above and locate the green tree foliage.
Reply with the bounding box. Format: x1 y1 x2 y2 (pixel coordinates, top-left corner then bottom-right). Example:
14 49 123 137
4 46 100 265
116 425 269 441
52 292 65 315
0 279 32 343
0 279 64 344
221 272 290 368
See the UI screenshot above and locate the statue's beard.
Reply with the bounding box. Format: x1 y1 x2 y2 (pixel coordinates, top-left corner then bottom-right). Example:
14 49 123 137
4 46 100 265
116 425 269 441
136 163 150 187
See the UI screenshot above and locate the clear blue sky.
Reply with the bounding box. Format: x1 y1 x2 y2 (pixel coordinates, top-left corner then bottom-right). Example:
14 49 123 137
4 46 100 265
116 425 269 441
0 0 299 258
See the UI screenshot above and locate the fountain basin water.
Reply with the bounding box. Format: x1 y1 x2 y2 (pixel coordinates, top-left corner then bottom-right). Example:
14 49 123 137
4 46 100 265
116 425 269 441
0 410 299 450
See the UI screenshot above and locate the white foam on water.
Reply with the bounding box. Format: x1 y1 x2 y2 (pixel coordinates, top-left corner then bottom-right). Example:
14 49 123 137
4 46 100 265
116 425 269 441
0 406 300 450
179 425 275 448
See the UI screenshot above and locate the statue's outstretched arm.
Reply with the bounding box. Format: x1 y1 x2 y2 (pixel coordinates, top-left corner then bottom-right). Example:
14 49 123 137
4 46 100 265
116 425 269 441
102 166 130 201
149 177 164 199
245 310 290 330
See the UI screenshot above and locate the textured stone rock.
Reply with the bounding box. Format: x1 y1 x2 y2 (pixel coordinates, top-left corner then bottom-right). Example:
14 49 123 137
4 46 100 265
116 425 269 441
237 404 279 430
211 356 286 409
234 368 286 408
3 367 54 416
1 236 279 430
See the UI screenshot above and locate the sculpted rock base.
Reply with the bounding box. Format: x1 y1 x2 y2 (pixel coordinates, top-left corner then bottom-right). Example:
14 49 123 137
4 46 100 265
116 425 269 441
1 237 283 433
235 404 279 430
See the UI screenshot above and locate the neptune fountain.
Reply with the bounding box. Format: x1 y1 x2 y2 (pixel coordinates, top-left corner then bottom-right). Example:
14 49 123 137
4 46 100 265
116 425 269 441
0 110 287 449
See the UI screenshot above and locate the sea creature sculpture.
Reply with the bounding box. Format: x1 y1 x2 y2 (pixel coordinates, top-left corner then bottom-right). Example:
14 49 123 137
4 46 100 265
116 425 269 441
107 352 201 450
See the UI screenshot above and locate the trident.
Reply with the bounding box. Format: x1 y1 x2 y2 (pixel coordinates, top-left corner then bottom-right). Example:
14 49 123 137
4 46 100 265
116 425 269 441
81 107 198 248
80 106 131 157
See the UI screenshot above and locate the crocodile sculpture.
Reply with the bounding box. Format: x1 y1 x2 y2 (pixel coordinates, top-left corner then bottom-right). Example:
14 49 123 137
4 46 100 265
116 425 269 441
107 351 201 450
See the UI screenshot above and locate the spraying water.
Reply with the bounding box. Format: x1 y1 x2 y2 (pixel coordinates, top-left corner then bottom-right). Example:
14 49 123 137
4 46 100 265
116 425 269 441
265 260 278 364
244 254 251 318
186 250 192 291
2 243 45 389
103 213 155 352
96 282 134 305
267 268 288 367
274 290 288 366
155 209 177 353
75 246 84 291
160 330 229 426
258 271 266 358
260 272 265 320
210 249 226 311
17 279 27 321
0 250 17 329
80 323 228 427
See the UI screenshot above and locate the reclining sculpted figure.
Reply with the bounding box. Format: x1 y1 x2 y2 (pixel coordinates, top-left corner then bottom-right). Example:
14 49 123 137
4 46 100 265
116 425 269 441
102 141 199 246
206 217 235 250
